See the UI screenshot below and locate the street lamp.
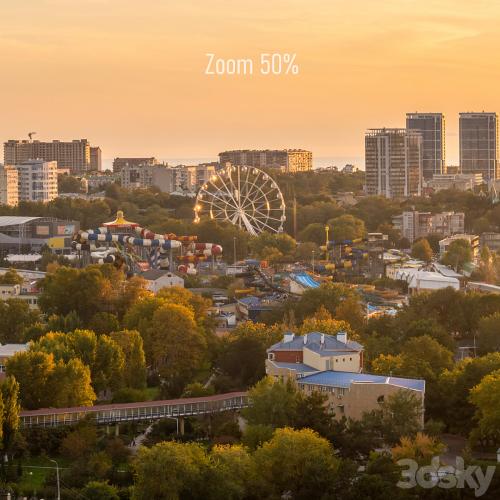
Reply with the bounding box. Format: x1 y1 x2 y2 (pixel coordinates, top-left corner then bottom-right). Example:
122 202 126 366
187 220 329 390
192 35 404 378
312 250 315 273
49 459 60 500
233 236 237 263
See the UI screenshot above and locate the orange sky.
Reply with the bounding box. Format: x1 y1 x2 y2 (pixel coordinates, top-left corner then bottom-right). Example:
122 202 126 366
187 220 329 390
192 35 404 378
2 0 500 166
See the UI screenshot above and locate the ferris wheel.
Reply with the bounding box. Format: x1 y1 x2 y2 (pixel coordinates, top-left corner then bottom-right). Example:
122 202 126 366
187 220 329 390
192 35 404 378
194 165 286 236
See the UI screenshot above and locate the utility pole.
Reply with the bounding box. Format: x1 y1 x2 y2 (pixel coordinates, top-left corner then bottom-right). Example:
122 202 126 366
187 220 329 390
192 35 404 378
233 236 237 263
312 250 315 274
50 459 60 500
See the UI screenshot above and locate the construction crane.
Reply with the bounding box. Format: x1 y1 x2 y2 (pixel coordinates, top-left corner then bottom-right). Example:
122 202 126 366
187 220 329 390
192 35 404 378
28 132 36 141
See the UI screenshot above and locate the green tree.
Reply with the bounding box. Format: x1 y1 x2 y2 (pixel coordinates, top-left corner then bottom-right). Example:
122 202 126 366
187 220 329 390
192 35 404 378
298 223 328 245
207 445 253 500
38 266 114 323
81 481 119 500
368 390 423 445
0 299 41 343
1 376 20 456
243 377 298 428
88 312 120 335
437 353 500 433
469 369 500 444
132 441 208 500
252 428 340 499
441 238 473 271
51 358 96 408
249 232 296 260
110 330 147 389
328 214 365 242
6 351 55 409
411 238 433 263
477 313 500 355
0 269 23 285
217 322 283 388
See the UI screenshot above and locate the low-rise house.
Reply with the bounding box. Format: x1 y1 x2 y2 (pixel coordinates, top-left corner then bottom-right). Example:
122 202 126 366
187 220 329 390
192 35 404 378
266 332 364 376
141 270 184 293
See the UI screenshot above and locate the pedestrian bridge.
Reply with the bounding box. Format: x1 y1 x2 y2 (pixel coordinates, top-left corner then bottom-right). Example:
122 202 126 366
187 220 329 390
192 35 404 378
20 392 248 428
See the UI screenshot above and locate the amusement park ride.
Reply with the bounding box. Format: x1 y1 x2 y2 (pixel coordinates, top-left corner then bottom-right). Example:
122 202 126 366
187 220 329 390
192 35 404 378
73 211 222 275
194 165 286 235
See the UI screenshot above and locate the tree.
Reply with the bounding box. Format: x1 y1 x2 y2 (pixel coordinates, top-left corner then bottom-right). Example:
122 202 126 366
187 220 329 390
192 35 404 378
477 313 500 355
7 350 96 409
207 445 253 500
391 433 445 465
132 441 208 500
0 269 23 285
149 303 208 393
369 390 423 445
411 238 433 263
110 330 147 389
217 322 283 388
93 335 125 393
289 282 359 322
6 351 55 409
437 353 500 434
252 428 340 499
469 369 500 444
298 308 356 339
1 376 20 456
81 481 119 500
51 358 96 408
328 214 365 242
0 299 41 343
441 238 473 271
88 312 120 335
243 377 298 428
38 266 114 323
249 232 296 260
298 223 328 246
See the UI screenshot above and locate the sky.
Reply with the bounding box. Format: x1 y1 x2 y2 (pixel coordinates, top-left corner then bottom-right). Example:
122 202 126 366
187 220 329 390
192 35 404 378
2 0 500 167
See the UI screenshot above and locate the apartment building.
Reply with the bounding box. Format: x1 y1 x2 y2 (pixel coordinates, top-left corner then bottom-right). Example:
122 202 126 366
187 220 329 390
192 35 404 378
459 112 499 181
365 128 423 198
406 113 445 179
4 139 98 175
480 232 500 252
0 165 19 206
392 210 465 243
219 149 312 173
90 147 102 171
13 160 58 203
112 157 159 174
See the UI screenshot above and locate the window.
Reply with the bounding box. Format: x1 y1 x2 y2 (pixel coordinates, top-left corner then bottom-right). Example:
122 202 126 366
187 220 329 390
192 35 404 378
377 395 385 404
268 353 275 361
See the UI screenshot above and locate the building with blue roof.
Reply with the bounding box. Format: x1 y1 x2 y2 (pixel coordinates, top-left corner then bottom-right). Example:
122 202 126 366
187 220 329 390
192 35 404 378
265 331 425 424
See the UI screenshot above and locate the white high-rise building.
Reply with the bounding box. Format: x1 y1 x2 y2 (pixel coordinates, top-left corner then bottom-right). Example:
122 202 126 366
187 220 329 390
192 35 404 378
13 160 58 203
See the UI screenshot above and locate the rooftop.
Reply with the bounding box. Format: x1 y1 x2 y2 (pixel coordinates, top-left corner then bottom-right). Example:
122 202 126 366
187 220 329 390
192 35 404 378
298 370 425 392
268 332 363 355
141 269 182 281
0 344 28 357
0 216 41 227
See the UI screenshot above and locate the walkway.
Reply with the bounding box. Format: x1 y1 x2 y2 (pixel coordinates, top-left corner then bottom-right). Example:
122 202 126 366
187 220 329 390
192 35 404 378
20 392 248 428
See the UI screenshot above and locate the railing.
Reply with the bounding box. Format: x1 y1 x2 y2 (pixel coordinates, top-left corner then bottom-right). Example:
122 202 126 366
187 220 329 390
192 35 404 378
20 392 248 428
